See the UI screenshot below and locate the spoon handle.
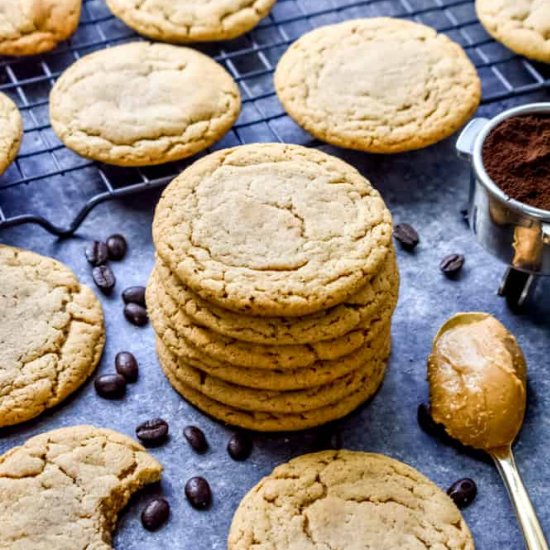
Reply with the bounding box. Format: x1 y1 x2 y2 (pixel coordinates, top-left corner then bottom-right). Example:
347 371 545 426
491 447 548 550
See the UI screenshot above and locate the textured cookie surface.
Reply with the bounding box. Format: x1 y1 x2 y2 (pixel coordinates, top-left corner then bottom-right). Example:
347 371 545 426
476 0 550 62
50 42 241 166
155 247 399 345
0 0 81 56
0 92 22 174
157 343 388 431
153 143 393 316
157 337 390 413
0 425 162 550
0 245 105 427
229 450 475 549
106 0 276 42
148 271 395 370
275 18 481 153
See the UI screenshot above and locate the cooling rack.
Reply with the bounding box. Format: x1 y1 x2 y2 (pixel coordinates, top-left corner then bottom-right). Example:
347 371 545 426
0 0 548 236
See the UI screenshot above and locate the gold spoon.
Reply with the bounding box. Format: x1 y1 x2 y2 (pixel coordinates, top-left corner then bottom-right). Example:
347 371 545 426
428 312 548 550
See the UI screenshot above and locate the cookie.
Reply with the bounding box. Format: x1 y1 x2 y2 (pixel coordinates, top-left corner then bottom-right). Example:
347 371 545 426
157 336 390 413
150 277 394 380
153 143 393 316
157 344 388 431
0 245 105 427
155 246 399 345
275 18 481 153
0 425 162 549
476 0 550 63
148 271 395 369
156 317 391 391
0 92 23 175
106 0 277 43
0 0 81 56
50 42 241 167
228 450 474 549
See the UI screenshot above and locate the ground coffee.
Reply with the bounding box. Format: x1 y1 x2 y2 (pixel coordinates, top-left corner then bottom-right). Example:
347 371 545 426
482 114 550 211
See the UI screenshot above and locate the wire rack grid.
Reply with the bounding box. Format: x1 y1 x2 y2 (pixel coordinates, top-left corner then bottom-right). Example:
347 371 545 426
0 0 548 236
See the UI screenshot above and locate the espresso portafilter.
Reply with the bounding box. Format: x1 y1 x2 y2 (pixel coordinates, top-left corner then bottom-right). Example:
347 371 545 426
456 103 550 307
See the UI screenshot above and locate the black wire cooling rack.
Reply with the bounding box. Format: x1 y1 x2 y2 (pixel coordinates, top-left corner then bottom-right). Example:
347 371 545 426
0 0 548 236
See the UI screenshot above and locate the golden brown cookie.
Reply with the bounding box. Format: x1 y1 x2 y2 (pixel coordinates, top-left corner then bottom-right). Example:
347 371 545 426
157 342 388 431
106 0 276 43
0 0 81 56
158 336 391 413
147 271 395 370
0 425 162 549
476 0 550 63
154 246 399 345
152 143 393 316
0 92 22 174
0 245 105 427
228 451 475 549
50 42 241 166
275 18 481 153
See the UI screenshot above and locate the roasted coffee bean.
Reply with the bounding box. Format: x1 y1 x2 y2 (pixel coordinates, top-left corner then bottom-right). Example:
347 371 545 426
315 426 343 450
92 265 116 294
440 253 465 277
417 403 445 437
122 286 146 307
185 477 212 510
106 234 127 261
94 373 126 399
136 418 169 446
227 432 253 461
124 303 148 326
394 223 420 250
447 478 477 509
115 351 139 382
183 425 208 454
141 498 170 531
85 241 108 266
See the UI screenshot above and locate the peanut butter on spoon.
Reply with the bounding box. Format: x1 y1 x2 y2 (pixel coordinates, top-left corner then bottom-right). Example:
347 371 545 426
428 312 548 550
428 312 526 451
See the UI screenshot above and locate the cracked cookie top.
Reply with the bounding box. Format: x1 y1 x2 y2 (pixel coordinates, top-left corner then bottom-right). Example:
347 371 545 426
476 0 550 63
275 18 481 153
0 425 162 549
152 143 393 317
0 92 22 175
50 42 241 167
106 0 276 43
228 450 475 550
0 0 81 56
0 245 105 427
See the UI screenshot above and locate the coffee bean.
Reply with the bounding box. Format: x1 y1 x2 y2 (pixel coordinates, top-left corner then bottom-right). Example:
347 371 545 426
85 241 108 266
417 403 446 437
92 265 116 294
106 234 127 261
136 418 169 446
183 425 208 454
94 373 126 399
124 303 148 326
447 478 477 509
440 254 465 277
227 432 253 461
394 223 419 250
115 351 138 382
315 426 343 450
122 286 146 307
185 477 212 510
141 498 170 531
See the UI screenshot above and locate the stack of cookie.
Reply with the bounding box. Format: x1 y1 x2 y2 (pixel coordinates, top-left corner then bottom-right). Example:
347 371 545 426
148 143 399 432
